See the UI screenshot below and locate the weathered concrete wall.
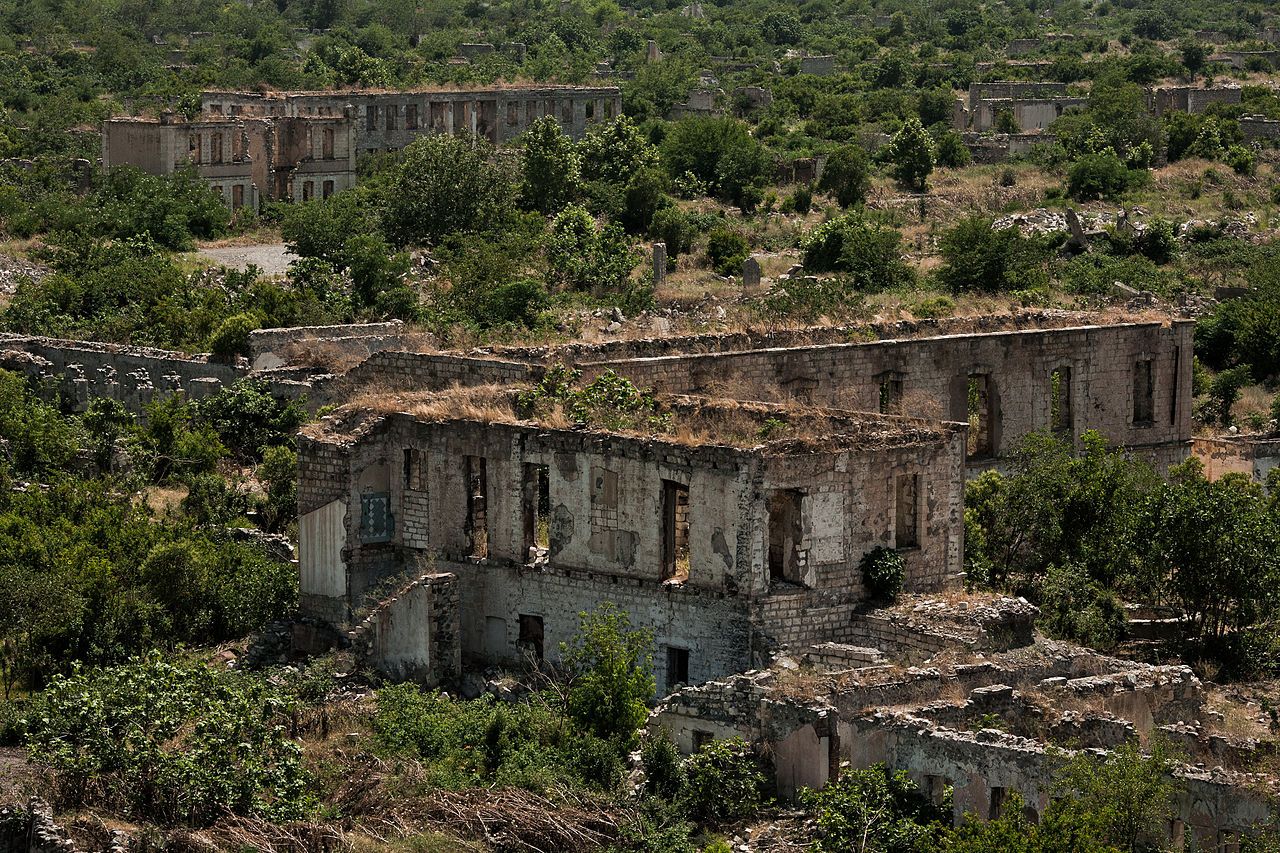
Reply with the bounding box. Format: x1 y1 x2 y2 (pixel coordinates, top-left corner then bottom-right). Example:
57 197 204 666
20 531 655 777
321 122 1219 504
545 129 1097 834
314 351 538 403
297 403 965 680
201 85 622 149
249 321 407 371
1194 436 1280 482
0 333 247 413
579 321 1194 470
349 572 461 686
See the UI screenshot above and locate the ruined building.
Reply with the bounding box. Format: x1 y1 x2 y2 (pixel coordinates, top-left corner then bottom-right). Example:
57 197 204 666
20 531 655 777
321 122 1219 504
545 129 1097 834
101 109 356 209
100 84 621 208
200 85 622 151
289 314 1194 687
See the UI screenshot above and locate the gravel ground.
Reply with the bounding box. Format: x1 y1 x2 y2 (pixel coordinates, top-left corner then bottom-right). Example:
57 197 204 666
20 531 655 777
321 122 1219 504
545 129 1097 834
196 243 298 276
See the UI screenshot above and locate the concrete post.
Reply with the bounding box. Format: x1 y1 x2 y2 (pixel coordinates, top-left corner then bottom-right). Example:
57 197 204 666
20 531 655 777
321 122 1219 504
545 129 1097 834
652 242 667 286
742 256 762 289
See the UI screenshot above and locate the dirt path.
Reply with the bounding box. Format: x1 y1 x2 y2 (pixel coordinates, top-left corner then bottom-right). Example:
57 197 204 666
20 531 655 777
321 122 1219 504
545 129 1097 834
196 243 297 276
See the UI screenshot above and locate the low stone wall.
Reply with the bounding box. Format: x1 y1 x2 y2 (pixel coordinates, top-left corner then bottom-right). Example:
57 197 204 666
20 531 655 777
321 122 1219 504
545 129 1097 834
248 321 407 371
313 350 538 403
0 333 245 413
0 799 114 853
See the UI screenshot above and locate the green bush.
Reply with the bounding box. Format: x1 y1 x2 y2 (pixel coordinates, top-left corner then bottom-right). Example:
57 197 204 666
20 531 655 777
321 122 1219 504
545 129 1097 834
1037 562 1127 649
372 684 625 792
1226 144 1257 176
25 658 311 825
705 228 749 276
799 214 914 290
206 312 260 361
650 206 697 260
1067 152 1145 201
561 602 655 745
816 144 870 208
859 546 905 602
680 737 770 825
802 764 949 853
937 216 1053 293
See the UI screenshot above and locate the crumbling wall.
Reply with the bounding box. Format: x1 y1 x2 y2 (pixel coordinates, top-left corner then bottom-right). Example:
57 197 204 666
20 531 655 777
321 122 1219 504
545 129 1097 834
348 572 461 686
0 333 247 413
580 321 1193 468
315 351 538 404
249 321 407 371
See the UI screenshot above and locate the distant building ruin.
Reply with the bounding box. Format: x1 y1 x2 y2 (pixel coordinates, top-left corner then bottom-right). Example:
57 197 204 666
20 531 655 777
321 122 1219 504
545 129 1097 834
100 84 622 209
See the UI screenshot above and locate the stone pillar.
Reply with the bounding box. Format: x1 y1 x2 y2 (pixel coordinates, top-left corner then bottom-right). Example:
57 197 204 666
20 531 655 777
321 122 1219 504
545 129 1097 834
647 40 661 63
742 256 762 289
652 242 667 286
572 98 587 137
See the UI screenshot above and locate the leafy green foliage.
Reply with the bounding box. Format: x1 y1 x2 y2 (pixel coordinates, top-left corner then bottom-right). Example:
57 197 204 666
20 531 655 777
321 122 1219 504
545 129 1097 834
661 117 770 208
884 116 934 192
859 546 905 602
382 133 515 246
816 144 870 208
802 764 949 853
937 217 1054 293
1066 151 1145 201
561 602 655 744
680 738 771 825
800 214 914 290
520 116 582 215
372 684 625 792
25 658 311 825
705 228 749 276
547 204 640 294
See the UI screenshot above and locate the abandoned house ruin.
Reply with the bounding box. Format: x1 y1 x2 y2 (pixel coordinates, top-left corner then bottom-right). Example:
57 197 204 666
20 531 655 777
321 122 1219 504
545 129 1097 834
100 84 622 209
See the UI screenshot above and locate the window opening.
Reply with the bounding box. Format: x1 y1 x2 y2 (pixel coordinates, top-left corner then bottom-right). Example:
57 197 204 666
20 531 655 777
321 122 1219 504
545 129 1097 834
661 480 690 582
466 455 488 558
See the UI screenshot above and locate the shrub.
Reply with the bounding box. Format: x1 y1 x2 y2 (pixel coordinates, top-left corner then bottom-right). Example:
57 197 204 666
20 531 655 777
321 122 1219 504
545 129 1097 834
816 144 869 208
1037 562 1127 648
790 183 813 214
705 228 749 276
937 216 1053 293
206 312 260 361
547 204 639 293
561 602 655 745
884 116 934 191
860 546 905 601
680 738 770 824
650 206 697 260
1226 144 1256 176
933 130 971 168
803 765 949 853
1067 152 1144 201
25 658 311 826
799 214 914 290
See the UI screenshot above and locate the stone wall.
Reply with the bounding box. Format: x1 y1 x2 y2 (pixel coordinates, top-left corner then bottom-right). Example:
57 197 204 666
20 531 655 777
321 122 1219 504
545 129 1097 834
296 402 966 683
1193 436 1280 482
201 85 622 149
348 572 461 686
577 321 1194 470
314 350 538 404
0 333 247 413
248 321 407 371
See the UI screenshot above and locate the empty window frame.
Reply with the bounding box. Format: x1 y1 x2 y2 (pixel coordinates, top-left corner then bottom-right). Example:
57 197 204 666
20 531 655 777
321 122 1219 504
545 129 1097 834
665 646 690 692
661 479 690 582
895 473 919 549
691 730 713 751
522 463 551 565
767 489 804 585
585 100 595 121
210 132 224 163
406 103 419 129
301 180 314 201
322 180 335 199
1133 359 1155 425
967 374 994 458
188 134 201 162
1049 366 1072 436
386 104 398 131
231 184 244 209
517 614 544 661
465 455 489 558
1170 346 1181 425
506 101 519 125
366 105 377 131
322 127 335 159
923 775 947 806
403 448 424 490
988 786 1007 821
879 374 903 414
